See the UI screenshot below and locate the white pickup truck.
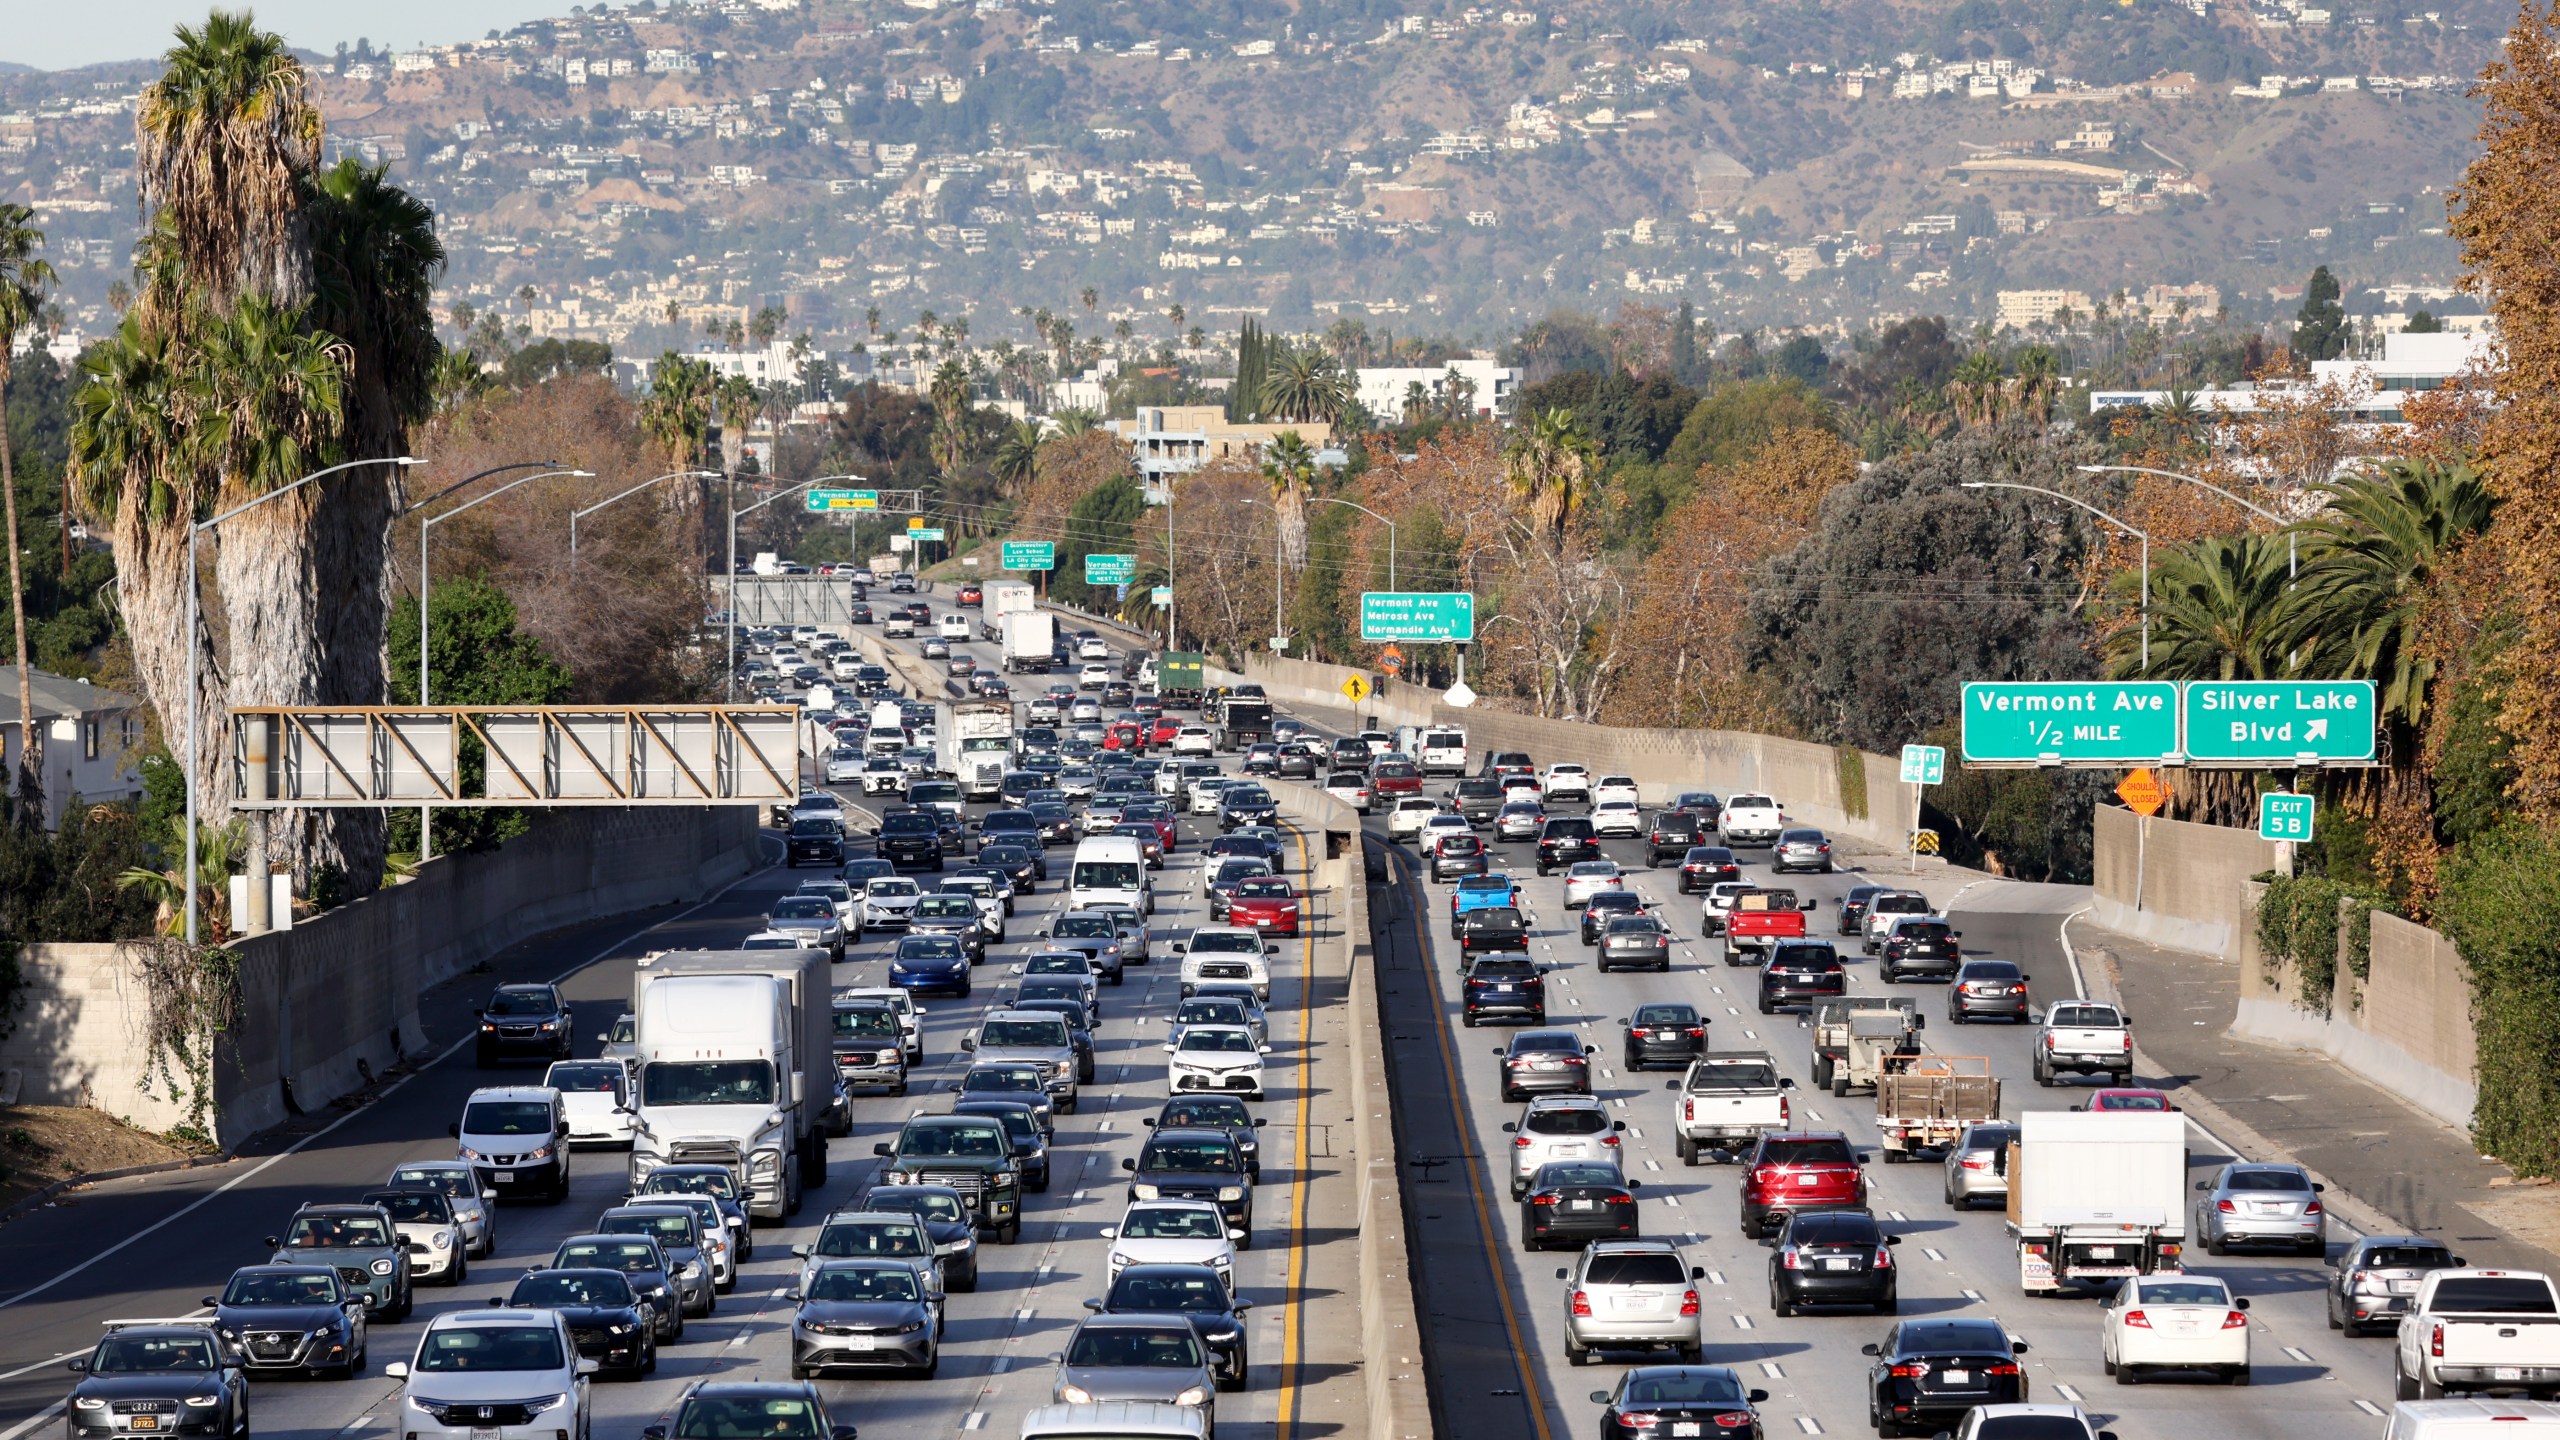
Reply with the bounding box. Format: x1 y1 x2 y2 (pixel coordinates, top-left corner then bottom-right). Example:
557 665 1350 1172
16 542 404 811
2035 1000 2135 1088
2395 1270 2560 1400
1664 1051 1794 1164
1720 794 1785 847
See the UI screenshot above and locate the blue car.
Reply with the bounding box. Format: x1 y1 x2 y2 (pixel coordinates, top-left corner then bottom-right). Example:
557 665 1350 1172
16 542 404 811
1449 872 1524 937
889 934 972 997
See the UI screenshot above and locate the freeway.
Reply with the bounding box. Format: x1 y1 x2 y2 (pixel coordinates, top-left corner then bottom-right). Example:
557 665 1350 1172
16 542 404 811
0 590 1346 1440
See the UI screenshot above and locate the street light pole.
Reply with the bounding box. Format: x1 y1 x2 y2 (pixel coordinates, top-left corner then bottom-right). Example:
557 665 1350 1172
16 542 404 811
184 455 426 947
572 469 721 564
1308 495 1396 590
2076 463 2294 579
1961 480 2152 674
728 474 866 699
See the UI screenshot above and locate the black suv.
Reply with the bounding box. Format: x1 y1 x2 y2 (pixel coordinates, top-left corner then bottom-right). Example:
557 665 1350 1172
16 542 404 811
1462 956 1546 1026
1757 941 1847 1013
1534 816 1599 875
1121 1127 1254 1234
1678 846 1742 894
475 983 573 1065
1645 813 1708 866
787 816 845 868
1457 905 1530 957
876 811 944 871
1879 918 1963 982
1770 1210 1901 1316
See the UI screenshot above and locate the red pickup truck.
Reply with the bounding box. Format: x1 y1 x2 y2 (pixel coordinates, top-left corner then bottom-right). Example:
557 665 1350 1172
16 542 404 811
1723 887 1818 969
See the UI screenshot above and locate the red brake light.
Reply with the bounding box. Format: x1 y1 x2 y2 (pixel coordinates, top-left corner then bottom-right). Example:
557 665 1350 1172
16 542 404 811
1514 1135 1533 1148
1602 1134 1622 1147
2123 1310 2151 1329
2217 1199 2237 1213
1714 1415 1753 1429
1986 1362 2022 1377
1875 1246 1894 1269
2432 1323 2445 1357
1778 1096 1790 1125
1781 1250 1802 1269
1530 1194 1559 1206
2305 1201 2322 1214
2224 1310 2250 1329
1571 1289 1592 1317
1686 1028 1705 1038
1888 1363 1928 1378
1680 1290 1701 1315
1616 1415 1659 1429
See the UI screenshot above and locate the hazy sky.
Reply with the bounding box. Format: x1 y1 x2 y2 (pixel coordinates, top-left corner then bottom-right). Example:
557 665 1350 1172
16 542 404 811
13 3 571 73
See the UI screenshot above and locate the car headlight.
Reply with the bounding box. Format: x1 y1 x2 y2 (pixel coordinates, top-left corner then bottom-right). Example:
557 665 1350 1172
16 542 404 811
1219 1186 1246 1201
1174 1386 1210 1407
607 1322 637 1336
370 1258 396 1276
1058 1385 1095 1405
1131 1183 1161 1200
459 1146 486 1162
433 1231 451 1249
184 1397 219 1409
895 1320 928 1334
527 1395 569 1416
526 1143 556 1162
74 1398 106 1411
311 1325 337 1338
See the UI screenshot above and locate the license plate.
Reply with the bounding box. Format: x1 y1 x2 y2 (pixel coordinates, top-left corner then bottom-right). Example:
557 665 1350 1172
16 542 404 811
2497 1367 2526 1381
1797 1174 1820 1186
2390 1280 2420 1295
1572 1199 1597 1211
1942 1370 1970 1385
845 1336 878 1352
1824 1258 1854 1271
131 1420 159 1432
470 1431 498 1440
495 1170 515 1183
1674 1426 1703 1438
1614 1295 1656 1311
1555 1145 1586 1157
2088 1246 2116 1258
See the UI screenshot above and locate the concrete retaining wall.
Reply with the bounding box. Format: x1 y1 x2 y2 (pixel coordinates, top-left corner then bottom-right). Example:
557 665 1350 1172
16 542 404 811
2090 805 2278 957
1 805 758 1145
2232 899 2480 1131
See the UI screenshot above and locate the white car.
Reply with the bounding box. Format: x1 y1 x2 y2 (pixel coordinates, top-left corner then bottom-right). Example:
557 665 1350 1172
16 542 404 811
1102 1199 1244 1288
860 757 906 794
922 636 951 659
938 612 971 639
1591 798 1644 837
1542 764 1591 803
824 749 866 784
385 1161 499 1259
2101 1273 2251 1384
844 986 926 1063
1177 933 1273 1002
798 878 861 924
1171 725 1216 756
1940 1406 2112 1440
1418 814 1474 855
1322 772 1373 812
1078 661 1113 688
1359 729 1395 756
941 875 1009 939
1386 796 1442 841
1163 1023 1270 1100
543 1059 637 1148
1562 860 1627 909
1080 637 1112 661
385 1310 594 1440
371 1186 471 1284
1506 1094 1625 1199
863 876 925 929
1187 775 1234 815
1592 775 1642 808
1701 880 1753 937
831 654 864 680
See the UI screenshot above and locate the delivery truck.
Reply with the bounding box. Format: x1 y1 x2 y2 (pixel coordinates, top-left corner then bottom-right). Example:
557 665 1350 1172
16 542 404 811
944 699 1016 800
982 580 1037 640
2005 1109 2188 1294
628 948 838 1222
1001 610 1057 673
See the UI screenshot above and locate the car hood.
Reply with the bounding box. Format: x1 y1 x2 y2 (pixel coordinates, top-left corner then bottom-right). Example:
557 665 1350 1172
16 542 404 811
891 952 966 971
401 1367 575 1403
867 894 922 912
217 1302 348 1331
798 1299 932 1328
72 1375 228 1403
1112 1238 1234 1268
542 1303 643 1327
1134 1167 1245 1189
768 916 836 932
1058 1364 1212 1404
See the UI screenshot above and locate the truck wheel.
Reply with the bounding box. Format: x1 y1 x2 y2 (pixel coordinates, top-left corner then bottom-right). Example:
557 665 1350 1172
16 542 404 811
998 1218 1022 1245
2396 1360 2419 1401
2032 1058 2052 1088
1676 1135 1697 1166
1833 1073 1850 1099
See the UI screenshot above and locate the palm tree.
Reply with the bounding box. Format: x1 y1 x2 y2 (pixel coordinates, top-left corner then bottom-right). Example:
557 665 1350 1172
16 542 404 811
1261 430 1316 569
1947 350 2007 427
2284 458 2497 735
2012 345 2061 424
716 374 762 479
993 418 1046 496
1401 380 1429 425
1052 408 1100 438
1166 302 1185 330
1504 407 1594 546
1080 286 1099 314
1260 345 1349 425
640 352 714 471
928 359 972 478
2104 532 2298 681
0 205 55 815
119 817 244 940
135 11 321 312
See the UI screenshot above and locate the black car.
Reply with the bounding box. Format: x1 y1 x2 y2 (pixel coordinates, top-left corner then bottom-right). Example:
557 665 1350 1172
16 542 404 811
1678 846 1742 894
1879 919 1963 983
977 808 1043 852
205 1265 367 1379
849 603 875 626
1217 783 1279 831
1590 1366 1766 1440
1948 960 2033 1023
64 1325 249 1440
1463 956 1547 1027
1769 1210 1900 1315
1837 884 1891 937
1497 1028 1596 1102
876 811 944 871
1620 1003 1708 1070
551 1234 687 1341
952 1099 1052 1192
1670 791 1725 826
1579 890 1648 946
499 1267 656 1378
1758 941 1847 1013
1027 801 1078 846
979 842 1045 891
861 1185 983 1292
475 983 573 1065
1431 832 1489 881
1085 1262 1255 1391
1458 905 1531 957
1863 1319 2029 1436
1121 1127 1254 1235
1535 815 1600 874
1147 1095 1268 1178
645 1382 856 1440
1520 1161 1643 1249
1645 813 1708 867
787 817 846 868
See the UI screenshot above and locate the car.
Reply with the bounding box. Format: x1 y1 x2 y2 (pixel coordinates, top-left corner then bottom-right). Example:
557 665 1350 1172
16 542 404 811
860 1185 983 1292
450 1084 572 1203
963 1009 1082 1106
1941 1122 2020 1211
1102 1200 1245 1290
386 1162 498 1258
1561 858 1626 908
872 1115 1026 1244
1863 891 1933 953
631 1164 755 1261
1588 1366 1768 1440
1240 742 1279 775
889 933 972 996
1738 1131 1868 1240
1642 812 1707 866
938 874 1010 936
364 1187 471 1287
1768 1209 1901 1316
65 1324 252 1439
2194 1161 2327 1256
907 894 989 964
1164 1024 1269 1100
1948 960 2032 1023
2099 1273 2251 1385
1147 1095 1267 1178
823 749 866 785
794 1210 947 1301
1537 816 1603 877
1322 770 1375 811
1699 880 1752 939
1175 929 1273 1001
474 983 574 1066
1122 1126 1254 1235
957 583 983 605
1050 1315 1219 1418
2328 1235 2463 1335
1772 827 1834 873
1597 914 1675 973
789 1260 942 1379
831 1001 910 1096
1459 906 1532 960
1758 941 1847 1013
495 1268 655 1380
1085 1264 1255 1395
1674 845 1740 895
550 1233 688 1341
2074 1087 2178 1113
1505 1094 1627 1199
1580 889 1648 944
1449 873 1524 936
842 986 927 1065
205 1265 369 1379
1878 916 1963 983
954 1099 1055 1192
1225 877 1302 936
1937 1404 2117 1440
381 1308 594 1440
1274 744 1319 779
1464 955 1547 1026
1592 798 1645 837
953 1061 1060 1132
1560 1240 1709 1366
1386 795 1442 842
1620 1003 1709 1071
1170 725 1215 756
1495 800 1546 841
1498 1028 1597 1102
764 893 847 961
1543 764 1593 803
1500 772 1547 803
1521 1161 1643 1249
858 757 905 793
786 816 846 868
1838 884 1892 936
862 875 926 929
876 811 946 871
1862 1318 2032 1436
1418 812 1476 855
641 1382 856 1440
598 1205 720 1314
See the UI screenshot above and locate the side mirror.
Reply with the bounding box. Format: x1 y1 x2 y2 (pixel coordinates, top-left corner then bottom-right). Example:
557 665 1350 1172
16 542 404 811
1141 1117 1157 1128
1627 1179 1644 1189
1590 1390 1613 1404
264 1236 280 1249
1613 1120 1627 1132
961 1037 976 1051
1121 1158 1138 1171
1082 1298 1104 1313
1800 899 1817 912
874 1143 894 1157
1492 1047 1507 1056
2019 974 2031 982
1885 1236 1903 1246
2011 1339 2030 1354
1556 1268 1571 1280
1860 1344 1880 1357
1664 1080 1681 1091
201 1295 219 1307
792 1244 811 1258
1583 1045 1597 1056
64 1360 87 1373
384 1362 411 1379
2313 1182 2327 1193
2194 1181 2211 1191
1911 1015 1926 1030
447 1123 460 1138
576 1358 601 1376
2234 1297 2251 1311
2070 1105 2084 1113
1252 1118 1268 1128
1749 1390 1770 1404
1781 1078 1796 1090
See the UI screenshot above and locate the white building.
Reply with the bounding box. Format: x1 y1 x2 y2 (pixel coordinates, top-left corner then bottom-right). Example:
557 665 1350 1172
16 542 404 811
2087 328 2494 425
1353 357 1523 420
0 666 146 830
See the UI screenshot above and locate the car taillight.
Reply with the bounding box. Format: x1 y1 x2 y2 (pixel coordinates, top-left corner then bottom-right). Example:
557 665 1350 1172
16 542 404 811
2123 1310 2151 1329
1530 1194 1560 1206
1683 1100 1695 1121
1961 1155 1989 1170
1778 1097 1790 1125
2433 1323 2445 1357
1602 1134 1622 1147
1780 1250 1802 1269
2224 1310 2250 1329
2042 1034 2056 1050
2305 1201 2322 1214
1686 1027 1705 1038
1875 1246 1894 1269
1616 1415 1659 1430
2217 1199 2237 1213
1713 1414 1752 1429
1515 1136 1534 1148
1571 1290 1592 1317
1888 1363 1928 1378
1986 1362 2022 1377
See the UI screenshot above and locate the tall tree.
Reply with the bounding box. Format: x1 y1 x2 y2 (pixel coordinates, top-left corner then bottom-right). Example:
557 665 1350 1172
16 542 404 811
2294 265 2349 361
135 10 319 314
2103 532 2298 682
2285 458 2497 736
992 417 1045 496
1503 407 1594 545
0 205 56 814
716 373 761 479
1260 430 1315 569
1260 345 1348 425
640 353 714 474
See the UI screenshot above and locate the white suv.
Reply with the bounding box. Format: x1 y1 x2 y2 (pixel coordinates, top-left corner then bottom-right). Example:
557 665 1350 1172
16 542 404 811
1592 775 1642 808
452 1086 571 1203
1386 795 1442 841
385 1309 594 1440
1506 1094 1626 1199
1543 764 1592 803
1171 725 1215 756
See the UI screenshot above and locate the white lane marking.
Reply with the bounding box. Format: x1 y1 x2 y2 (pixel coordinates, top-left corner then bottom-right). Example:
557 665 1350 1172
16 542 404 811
1037 1265 1053 1282
1923 1248 1946 1262
1732 1313 1754 1329
2284 1345 2314 1363
1600 1068 1615 1079
1663 1194 1681 1208
1072 1190 1088 1202
1726 1007 1740 1016
2354 1401 2385 1417
1794 1417 1822 1435
1802 1109 1825 1123
0 1408 64 1440
1098 1120 1113 1131
1628 1126 1643 1139
962 1413 988 1430
770 1287 791 1298
727 1331 753 1347
1743 1030 1757 1040
992 1356 1010 1374
336 1417 375 1435
1761 1361 1785 1378
1017 1307 1036 1322
2054 1385 2082 1403
1888 1210 1907 1222
1961 1289 1982 1301
1707 1270 1726 1285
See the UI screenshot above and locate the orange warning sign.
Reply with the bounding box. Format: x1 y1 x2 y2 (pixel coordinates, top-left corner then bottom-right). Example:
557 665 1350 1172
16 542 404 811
2115 767 2168 817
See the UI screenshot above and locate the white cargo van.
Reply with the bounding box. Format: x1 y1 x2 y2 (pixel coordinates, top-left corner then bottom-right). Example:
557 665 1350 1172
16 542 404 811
2386 1401 2560 1440
1418 726 1469 777
1069 835 1152 915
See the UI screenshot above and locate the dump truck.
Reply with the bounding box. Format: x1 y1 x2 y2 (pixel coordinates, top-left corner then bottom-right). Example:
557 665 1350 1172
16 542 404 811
1157 652 1207 707
1874 1055 2000 1161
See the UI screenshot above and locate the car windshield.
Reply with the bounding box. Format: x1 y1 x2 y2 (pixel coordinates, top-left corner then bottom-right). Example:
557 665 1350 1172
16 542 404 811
1160 1099 1249 1128
1972 1421 2097 1440
2224 1169 2312 1192
1142 1139 1239 1173
899 1123 1005 1158
223 1272 339 1306
869 879 922 899
1895 923 1953 943
981 1020 1069 1047
642 1061 775 1106
1055 916 1115 937
1176 1002 1248 1026
1568 862 1615 877
1634 1006 1696 1025
1961 962 2024 980
388 1168 471 1197
771 897 834 921
1757 1139 1853 1166
548 1063 624 1093
90 1336 218 1373
815 1222 925 1258
1514 1033 1582 1054
415 1325 564 1373
963 1067 1044 1092
1189 932 1262 954
1066 1327 1204 1368
367 1192 450 1223
834 1008 899 1039
2048 1005 2119 1027
788 819 839 838
1538 1164 1624 1188
1179 1030 1256 1053
1787 1215 1882 1244
878 1192 970 1226
898 937 963 961
603 1212 696 1246
1074 860 1141 889
285 1214 392 1247
914 898 976 920
1622 1371 1747 1406
1606 916 1661 935
1123 1207 1230 1240
1583 1252 1686 1286
1689 1062 1779 1090
1027 954 1092 974
2096 1093 2170 1111
555 1241 660 1273
1471 960 1536 980
807 1265 922 1303
1113 1271 1227 1313
485 990 555 1017
672 1397 822 1440
513 1272 633 1307
1019 981 1083 1004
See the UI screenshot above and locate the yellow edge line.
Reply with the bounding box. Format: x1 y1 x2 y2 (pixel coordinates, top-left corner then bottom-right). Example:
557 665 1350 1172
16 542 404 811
1274 818 1318 1436
1398 844 1556 1440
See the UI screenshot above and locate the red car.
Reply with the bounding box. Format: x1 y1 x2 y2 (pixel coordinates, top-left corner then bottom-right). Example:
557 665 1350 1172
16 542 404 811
1370 759 1423 796
1125 806 1180 854
1739 1131 1868 1239
1105 722 1144 751
1225 878 1302 936
2077 1087 2179 1114
1148 716 1185 748
956 583 983 606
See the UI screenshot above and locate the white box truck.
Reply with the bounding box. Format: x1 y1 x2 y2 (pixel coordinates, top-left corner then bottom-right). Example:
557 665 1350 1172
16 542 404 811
628 948 838 1222
1001 610 1056 674
982 579 1036 640
945 699 1016 800
2005 1109 2187 1294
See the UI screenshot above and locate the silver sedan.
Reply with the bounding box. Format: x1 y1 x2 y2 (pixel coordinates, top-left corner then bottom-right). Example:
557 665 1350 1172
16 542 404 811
2194 1162 2327 1256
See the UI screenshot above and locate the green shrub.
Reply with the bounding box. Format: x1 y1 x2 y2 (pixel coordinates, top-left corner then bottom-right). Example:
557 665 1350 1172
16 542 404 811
2255 873 2395 1014
1835 746 1869 821
2438 821 2560 1177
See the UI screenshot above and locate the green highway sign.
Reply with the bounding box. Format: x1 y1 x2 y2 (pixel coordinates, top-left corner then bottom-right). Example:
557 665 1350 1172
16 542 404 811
1001 541 1057 571
910 527 945 542
1899 744 1946 786
2182 680 2376 765
1961 682 2180 766
805 488 879 512
2259 791 2317 842
1083 552 1138 584
1360 591 1476 643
